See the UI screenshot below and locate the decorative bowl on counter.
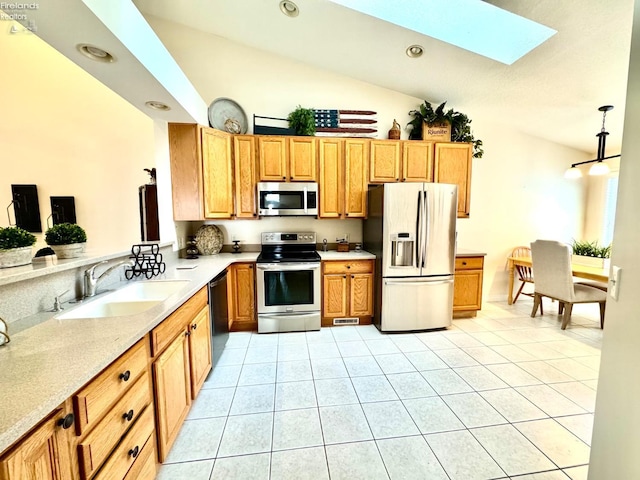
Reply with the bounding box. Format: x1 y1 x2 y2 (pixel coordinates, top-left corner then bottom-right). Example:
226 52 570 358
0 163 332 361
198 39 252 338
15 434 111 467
195 225 224 255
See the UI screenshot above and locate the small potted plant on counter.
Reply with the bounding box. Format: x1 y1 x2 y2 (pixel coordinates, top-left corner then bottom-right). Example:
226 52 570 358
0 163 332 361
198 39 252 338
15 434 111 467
45 223 87 259
571 240 611 269
0 226 37 268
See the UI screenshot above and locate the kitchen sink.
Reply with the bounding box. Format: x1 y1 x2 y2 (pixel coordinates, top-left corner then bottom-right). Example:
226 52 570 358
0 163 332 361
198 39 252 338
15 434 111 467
56 280 190 319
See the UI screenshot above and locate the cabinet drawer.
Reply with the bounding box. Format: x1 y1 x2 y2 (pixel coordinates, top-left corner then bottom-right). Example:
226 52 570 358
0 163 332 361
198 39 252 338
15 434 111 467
123 438 156 480
78 372 152 479
151 286 208 356
93 405 155 480
455 256 484 270
74 337 149 435
323 260 373 274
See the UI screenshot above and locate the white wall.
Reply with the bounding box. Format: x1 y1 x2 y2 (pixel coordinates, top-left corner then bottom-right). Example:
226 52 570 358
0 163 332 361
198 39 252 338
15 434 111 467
0 26 155 252
588 1 640 477
148 16 589 299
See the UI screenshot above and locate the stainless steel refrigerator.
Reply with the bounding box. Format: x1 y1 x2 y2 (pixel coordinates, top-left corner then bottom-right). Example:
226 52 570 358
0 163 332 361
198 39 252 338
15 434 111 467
363 183 457 331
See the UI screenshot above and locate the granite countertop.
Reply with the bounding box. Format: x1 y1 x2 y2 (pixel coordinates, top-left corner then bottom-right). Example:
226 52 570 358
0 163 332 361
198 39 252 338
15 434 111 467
0 252 258 453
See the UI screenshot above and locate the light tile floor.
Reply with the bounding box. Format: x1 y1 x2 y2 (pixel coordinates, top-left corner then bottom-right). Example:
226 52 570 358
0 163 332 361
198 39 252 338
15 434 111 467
157 298 602 480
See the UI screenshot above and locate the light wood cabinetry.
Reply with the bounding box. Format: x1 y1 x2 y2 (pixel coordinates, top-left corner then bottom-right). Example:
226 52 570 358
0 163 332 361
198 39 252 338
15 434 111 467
257 136 317 182
453 255 484 317
322 260 374 326
369 140 401 183
0 400 77 480
434 142 472 218
150 286 211 462
402 141 434 182
318 139 368 219
168 123 234 220
228 263 256 332
233 135 258 219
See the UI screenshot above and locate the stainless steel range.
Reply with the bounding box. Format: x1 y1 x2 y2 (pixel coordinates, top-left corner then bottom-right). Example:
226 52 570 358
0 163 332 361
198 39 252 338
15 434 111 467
256 232 321 333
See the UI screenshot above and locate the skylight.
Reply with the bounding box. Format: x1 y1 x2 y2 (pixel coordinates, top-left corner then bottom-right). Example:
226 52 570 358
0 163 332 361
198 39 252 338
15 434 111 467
327 0 557 65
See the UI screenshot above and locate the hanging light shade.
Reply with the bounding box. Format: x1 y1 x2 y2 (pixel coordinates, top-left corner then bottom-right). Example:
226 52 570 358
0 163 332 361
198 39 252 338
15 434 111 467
565 105 620 179
589 161 610 176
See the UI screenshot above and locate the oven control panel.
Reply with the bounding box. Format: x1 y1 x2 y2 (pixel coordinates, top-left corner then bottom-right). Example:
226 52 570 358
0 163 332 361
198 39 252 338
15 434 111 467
261 232 316 245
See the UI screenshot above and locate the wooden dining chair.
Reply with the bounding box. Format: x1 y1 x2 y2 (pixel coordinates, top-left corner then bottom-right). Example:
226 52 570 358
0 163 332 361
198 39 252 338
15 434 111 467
530 240 607 329
511 246 539 311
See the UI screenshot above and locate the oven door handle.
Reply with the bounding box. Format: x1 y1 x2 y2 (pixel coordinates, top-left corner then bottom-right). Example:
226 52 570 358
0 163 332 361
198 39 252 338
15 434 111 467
256 264 320 271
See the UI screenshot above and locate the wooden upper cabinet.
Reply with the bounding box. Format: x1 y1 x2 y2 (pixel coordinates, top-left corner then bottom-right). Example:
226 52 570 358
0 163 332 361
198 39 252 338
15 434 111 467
402 141 434 182
201 128 234 219
434 142 472 218
168 123 204 221
369 140 401 183
233 135 258 219
318 138 343 218
344 139 369 218
289 137 317 181
258 136 287 181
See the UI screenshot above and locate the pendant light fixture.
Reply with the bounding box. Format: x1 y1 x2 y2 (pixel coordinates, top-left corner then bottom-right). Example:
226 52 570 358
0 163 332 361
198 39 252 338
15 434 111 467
564 105 620 179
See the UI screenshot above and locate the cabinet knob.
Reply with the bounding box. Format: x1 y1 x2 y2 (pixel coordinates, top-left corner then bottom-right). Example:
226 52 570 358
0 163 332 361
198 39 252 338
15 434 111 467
352 275 354 278
345 213 349 216
123 410 134 422
191 323 198 330
402 178 406 182
185 331 191 337
119 370 131 382
347 265 351 269
249 265 253 269
462 261 467 265
253 213 257 217
282 176 286 180
57 413 75 430
128 446 140 458
343 275 347 278
396 178 399 181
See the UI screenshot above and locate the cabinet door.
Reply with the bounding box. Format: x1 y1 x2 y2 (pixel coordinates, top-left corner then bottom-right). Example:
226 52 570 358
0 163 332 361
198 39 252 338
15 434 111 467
349 273 374 317
233 135 258 219
344 139 369 218
0 402 76 480
230 263 256 331
318 138 343 218
258 136 287 181
434 143 472 218
370 140 401 183
188 306 212 399
322 274 348 318
168 123 204 221
453 270 483 311
201 128 234 218
402 141 433 182
153 331 191 462
289 137 317 181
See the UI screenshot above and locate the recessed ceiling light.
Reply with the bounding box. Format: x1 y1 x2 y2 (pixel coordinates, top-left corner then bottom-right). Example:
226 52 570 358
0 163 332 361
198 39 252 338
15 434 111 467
406 45 424 58
76 44 115 63
279 0 299 17
145 101 171 111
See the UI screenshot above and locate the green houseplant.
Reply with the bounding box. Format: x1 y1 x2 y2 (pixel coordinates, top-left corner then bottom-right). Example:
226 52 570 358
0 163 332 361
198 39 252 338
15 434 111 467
407 101 484 158
0 226 37 268
287 105 316 136
571 240 611 269
45 223 87 259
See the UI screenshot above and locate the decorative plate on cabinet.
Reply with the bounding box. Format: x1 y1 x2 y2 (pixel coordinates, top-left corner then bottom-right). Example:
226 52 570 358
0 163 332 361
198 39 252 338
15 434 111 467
208 97 248 134
195 225 224 255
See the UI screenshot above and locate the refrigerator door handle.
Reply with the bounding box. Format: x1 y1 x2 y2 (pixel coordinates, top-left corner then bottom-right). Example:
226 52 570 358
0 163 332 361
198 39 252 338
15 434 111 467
422 190 429 268
384 279 453 286
416 191 423 269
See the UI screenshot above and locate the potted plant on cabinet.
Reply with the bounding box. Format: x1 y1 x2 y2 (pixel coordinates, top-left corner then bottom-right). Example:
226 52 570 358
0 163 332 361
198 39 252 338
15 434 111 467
571 240 611 269
45 223 87 259
287 105 316 136
407 101 484 158
0 226 37 268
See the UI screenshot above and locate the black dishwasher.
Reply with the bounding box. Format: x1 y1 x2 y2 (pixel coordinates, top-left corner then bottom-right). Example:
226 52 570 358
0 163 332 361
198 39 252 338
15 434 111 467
208 270 229 367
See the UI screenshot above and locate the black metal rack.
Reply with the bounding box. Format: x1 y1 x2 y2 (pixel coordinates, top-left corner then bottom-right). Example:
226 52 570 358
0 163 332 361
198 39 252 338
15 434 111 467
125 243 166 279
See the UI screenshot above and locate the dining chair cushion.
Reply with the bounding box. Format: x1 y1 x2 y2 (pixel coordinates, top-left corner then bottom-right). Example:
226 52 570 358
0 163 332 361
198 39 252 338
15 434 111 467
573 284 607 302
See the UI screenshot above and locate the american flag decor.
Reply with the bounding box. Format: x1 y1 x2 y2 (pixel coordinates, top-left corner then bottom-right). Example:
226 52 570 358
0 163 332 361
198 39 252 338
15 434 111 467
313 109 378 138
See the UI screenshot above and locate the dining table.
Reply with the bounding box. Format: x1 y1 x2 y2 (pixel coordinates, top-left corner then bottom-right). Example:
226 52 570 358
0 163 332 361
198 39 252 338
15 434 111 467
507 256 609 304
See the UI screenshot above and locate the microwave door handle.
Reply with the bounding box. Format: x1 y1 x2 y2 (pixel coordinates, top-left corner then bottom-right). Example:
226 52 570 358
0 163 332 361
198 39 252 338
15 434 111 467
303 186 308 214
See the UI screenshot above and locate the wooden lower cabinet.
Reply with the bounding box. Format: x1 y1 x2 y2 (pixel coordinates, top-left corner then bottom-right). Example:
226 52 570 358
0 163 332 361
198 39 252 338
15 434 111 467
453 255 484 318
188 306 213 399
322 260 374 326
0 400 77 480
228 263 257 332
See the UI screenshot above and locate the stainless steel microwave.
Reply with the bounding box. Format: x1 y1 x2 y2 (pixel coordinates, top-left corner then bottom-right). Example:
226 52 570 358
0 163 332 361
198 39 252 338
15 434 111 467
257 182 318 216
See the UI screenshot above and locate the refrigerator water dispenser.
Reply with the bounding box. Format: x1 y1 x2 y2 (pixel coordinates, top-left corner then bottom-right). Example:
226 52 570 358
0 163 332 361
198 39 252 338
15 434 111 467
390 233 414 267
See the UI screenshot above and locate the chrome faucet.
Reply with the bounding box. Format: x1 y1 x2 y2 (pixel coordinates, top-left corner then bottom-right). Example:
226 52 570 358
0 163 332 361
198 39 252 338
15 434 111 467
84 259 134 298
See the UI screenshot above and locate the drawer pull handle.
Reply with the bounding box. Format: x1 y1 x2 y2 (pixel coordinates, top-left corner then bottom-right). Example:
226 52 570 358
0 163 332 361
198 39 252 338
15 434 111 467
119 370 131 382
462 261 467 265
347 265 351 269
57 413 75 430
128 446 140 458
123 410 134 422
191 323 198 330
